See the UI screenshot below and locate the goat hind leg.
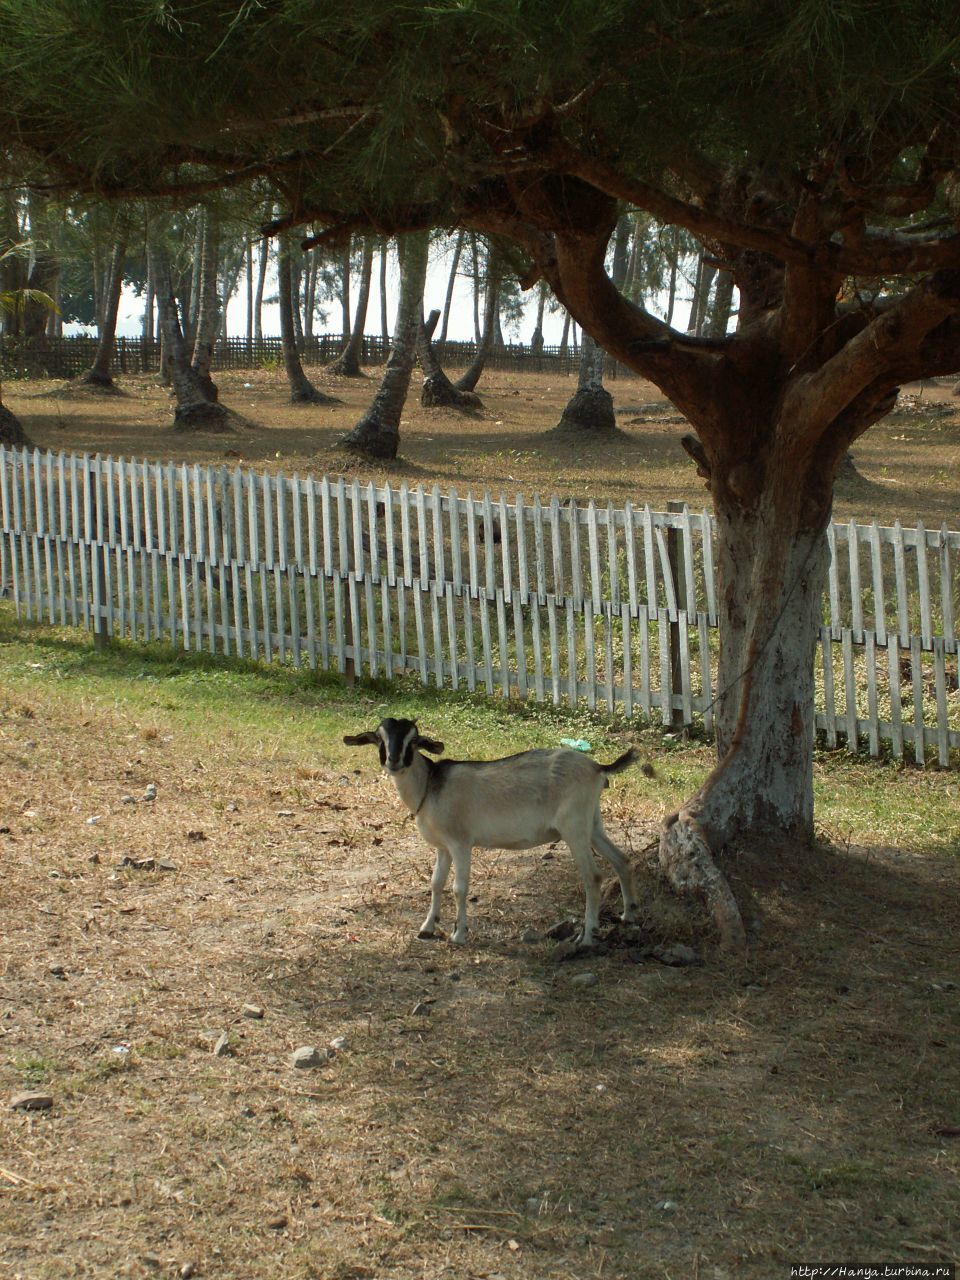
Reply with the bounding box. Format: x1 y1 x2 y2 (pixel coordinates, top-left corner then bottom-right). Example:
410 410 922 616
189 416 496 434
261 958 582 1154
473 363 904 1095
592 818 640 923
566 839 602 947
449 845 472 945
419 847 451 939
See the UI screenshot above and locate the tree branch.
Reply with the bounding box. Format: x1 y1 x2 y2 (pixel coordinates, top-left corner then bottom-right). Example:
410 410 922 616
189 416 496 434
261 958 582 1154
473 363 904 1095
785 270 960 445
552 144 815 265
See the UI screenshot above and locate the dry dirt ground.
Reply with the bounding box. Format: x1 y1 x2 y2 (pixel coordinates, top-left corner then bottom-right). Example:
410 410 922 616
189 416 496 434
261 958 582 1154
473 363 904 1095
1 659 958 1280
1 365 959 1278
3 364 959 529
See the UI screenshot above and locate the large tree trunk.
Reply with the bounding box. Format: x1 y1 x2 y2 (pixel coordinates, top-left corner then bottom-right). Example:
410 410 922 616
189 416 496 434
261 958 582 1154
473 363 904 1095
189 208 221 403
341 231 428 458
454 246 502 393
535 195 915 951
553 332 616 433
78 234 126 390
277 233 336 404
147 227 231 431
328 235 373 376
418 308 482 409
658 472 833 951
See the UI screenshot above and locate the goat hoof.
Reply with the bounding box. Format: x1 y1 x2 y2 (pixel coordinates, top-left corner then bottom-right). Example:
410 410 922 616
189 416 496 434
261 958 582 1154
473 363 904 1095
418 927 444 940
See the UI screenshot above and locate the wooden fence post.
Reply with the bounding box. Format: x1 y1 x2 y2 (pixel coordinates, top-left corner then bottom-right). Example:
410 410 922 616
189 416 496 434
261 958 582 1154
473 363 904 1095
667 500 686 730
88 460 109 650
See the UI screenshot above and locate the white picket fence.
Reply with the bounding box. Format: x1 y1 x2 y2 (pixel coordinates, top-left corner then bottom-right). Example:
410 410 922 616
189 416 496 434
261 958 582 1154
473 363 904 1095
1 445 958 766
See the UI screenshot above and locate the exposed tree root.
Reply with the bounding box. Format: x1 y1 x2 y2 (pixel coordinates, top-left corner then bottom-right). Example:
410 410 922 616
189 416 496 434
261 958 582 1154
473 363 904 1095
339 415 398 459
0 403 31 448
326 354 367 378
74 372 126 396
172 400 236 432
290 384 342 405
659 810 747 953
421 371 482 410
551 385 618 435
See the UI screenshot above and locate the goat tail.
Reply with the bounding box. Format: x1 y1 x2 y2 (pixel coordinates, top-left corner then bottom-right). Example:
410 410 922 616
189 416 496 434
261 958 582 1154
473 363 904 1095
601 746 641 775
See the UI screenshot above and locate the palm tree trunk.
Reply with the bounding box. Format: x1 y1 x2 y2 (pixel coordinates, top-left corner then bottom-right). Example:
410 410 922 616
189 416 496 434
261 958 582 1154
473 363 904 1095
530 280 547 356
339 242 351 339
148 225 231 431
190 208 221 403
253 235 268 347
454 246 502 393
553 331 616 434
379 237 390 343
245 237 253 359
328 235 374 376
341 231 428 458
419 308 482 408
438 230 464 344
277 233 338 405
558 310 571 359
79 234 126 389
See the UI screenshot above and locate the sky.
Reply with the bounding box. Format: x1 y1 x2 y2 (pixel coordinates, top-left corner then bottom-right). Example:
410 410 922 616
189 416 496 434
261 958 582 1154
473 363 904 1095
98 236 699 344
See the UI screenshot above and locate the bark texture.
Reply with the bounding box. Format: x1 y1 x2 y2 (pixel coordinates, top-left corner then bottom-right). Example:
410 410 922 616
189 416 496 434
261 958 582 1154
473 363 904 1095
553 332 616 434
189 208 220 403
454 246 502 393
485 171 960 948
418 309 482 409
277 234 337 405
147 228 231 431
328 235 373 376
438 230 464 344
341 231 429 458
78 235 126 390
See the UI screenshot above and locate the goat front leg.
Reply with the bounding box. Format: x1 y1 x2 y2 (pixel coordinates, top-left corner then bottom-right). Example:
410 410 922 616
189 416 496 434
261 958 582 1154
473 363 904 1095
449 844 472 945
419 846 451 939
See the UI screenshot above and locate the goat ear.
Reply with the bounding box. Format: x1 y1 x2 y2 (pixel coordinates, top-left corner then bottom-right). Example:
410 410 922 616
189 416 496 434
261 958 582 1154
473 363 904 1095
343 730 379 747
414 735 444 754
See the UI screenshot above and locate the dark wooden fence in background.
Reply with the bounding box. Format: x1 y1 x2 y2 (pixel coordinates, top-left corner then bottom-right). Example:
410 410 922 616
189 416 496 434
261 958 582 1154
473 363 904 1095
0 334 627 381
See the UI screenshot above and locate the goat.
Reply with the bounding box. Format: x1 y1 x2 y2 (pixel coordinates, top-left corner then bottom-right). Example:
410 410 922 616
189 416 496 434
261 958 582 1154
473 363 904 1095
343 717 640 946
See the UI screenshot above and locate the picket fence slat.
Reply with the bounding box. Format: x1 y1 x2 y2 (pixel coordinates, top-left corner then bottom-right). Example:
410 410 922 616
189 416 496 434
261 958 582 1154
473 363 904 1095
2 445 957 767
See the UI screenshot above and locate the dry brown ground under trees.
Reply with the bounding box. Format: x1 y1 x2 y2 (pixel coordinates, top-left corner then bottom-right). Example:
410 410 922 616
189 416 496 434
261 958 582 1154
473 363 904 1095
3 366 958 528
